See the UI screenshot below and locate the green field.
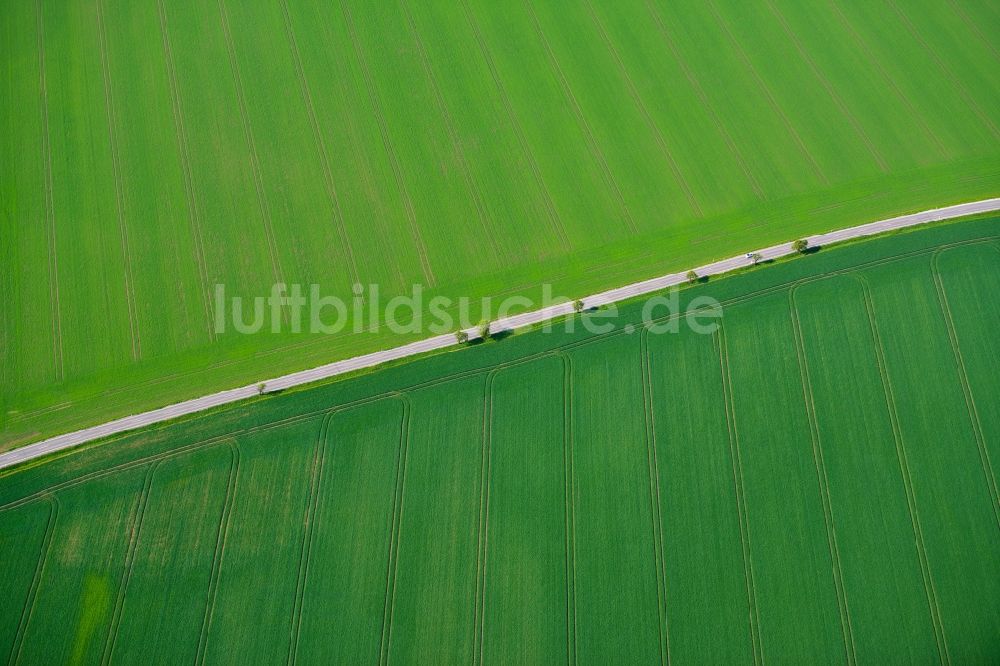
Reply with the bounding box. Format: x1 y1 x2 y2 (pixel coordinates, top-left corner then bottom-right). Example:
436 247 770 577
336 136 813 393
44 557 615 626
2 0 999 446
2 219 998 663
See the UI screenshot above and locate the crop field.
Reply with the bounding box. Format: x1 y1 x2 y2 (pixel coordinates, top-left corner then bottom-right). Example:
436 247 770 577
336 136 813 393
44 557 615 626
1 219 997 663
2 0 999 446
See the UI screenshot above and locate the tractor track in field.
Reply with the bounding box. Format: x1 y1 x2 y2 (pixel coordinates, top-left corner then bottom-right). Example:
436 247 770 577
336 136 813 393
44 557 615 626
857 277 951 664
195 441 241 665
155 0 216 343
823 0 947 157
459 0 571 253
5 495 57 666
278 0 361 290
340 0 436 288
762 0 887 173
399 0 506 267
377 395 412 666
943 0 1000 63
95 0 142 362
930 252 1000 526
643 0 764 198
585 0 701 219
101 463 156 666
524 1 637 235
216 0 286 296
716 328 764 666
554 352 579 665
639 330 671 666
3 203 998 474
286 412 333 666
703 0 828 186
884 0 1000 142
788 287 858 666
35 0 64 381
471 370 496 666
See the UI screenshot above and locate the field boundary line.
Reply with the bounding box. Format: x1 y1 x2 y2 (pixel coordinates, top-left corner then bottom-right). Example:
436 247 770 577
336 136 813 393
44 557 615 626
643 0 763 197
639 329 671 666
4 203 998 472
703 0 828 185
716 328 764 666
524 1 637 234
216 0 285 294
155 0 216 342
554 352 578 665
857 276 951 663
459 0 571 251
471 370 496 666
286 410 335 666
377 395 412 666
584 0 701 218
929 252 1000 526
788 286 858 665
339 0 435 287
35 0 64 380
884 0 1000 141
100 462 157 666
763 0 887 172
399 0 506 265
278 0 361 289
195 440 241 665
823 0 946 156
5 495 57 666
95 0 141 361
2 234 996 505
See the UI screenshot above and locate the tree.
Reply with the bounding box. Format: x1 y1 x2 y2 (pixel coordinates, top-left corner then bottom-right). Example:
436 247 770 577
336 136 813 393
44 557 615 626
573 299 585 313
257 383 267 395
686 270 699 284
455 330 469 344
792 238 809 254
478 321 491 340
749 252 763 265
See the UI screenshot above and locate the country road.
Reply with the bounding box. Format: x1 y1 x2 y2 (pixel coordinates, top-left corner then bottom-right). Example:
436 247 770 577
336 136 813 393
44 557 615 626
1 197 997 471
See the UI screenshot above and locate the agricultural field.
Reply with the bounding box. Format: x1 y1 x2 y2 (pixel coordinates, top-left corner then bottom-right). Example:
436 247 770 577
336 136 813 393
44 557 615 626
2 0 1000 446
1 219 998 663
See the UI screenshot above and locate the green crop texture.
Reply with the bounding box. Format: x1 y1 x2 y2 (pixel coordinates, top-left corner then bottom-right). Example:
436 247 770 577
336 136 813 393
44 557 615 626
1 219 998 663
2 0 999 446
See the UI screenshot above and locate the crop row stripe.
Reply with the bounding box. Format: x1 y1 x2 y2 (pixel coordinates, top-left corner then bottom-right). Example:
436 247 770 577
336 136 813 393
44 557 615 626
788 287 858 665
717 328 764 666
35 0 64 381
929 253 1000 528
155 0 216 342
459 0 570 252
703 0 828 186
339 0 436 288
377 396 412 666
95 0 141 361
763 0 887 172
884 0 999 142
858 277 950 664
639 330 671 666
399 0 506 266
642 0 764 198
5 495 58 666
216 0 286 298
585 0 701 219
524 0 637 234
556 352 579 665
822 0 947 157
100 463 157 666
278 0 361 290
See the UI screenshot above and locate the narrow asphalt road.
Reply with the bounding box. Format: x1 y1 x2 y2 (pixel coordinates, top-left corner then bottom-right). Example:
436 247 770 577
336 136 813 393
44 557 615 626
2 197 997 471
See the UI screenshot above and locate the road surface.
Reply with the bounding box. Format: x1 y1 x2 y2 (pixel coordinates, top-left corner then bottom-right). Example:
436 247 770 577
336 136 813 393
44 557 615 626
2 197 997 471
